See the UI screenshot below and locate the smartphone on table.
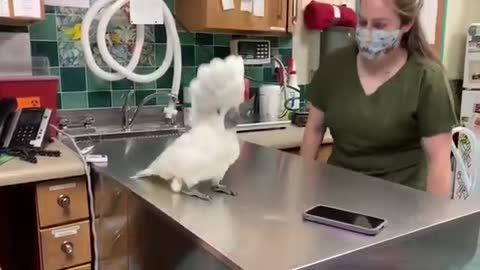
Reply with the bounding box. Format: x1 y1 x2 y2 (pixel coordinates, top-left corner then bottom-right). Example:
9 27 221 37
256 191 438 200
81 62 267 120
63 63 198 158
303 204 387 236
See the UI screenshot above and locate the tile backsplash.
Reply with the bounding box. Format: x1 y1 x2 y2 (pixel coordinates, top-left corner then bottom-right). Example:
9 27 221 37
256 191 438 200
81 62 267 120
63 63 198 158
5 2 293 110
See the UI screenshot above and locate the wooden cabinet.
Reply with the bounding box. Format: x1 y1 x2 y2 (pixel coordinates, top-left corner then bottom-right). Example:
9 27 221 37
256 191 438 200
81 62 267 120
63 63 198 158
39 221 91 270
175 0 296 34
36 177 92 270
36 177 89 228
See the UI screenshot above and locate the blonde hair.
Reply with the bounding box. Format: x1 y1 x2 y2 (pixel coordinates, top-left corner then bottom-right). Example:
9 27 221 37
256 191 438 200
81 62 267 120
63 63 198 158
394 0 441 65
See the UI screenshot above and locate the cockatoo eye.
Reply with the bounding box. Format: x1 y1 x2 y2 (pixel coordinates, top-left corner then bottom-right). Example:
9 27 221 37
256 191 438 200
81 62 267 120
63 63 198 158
217 109 221 115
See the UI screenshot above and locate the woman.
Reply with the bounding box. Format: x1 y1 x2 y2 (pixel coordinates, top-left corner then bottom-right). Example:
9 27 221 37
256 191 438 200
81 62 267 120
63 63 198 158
301 0 456 197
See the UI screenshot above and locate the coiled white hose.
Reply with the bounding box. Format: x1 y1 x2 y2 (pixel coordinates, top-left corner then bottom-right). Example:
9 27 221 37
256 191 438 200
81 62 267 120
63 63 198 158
81 0 182 119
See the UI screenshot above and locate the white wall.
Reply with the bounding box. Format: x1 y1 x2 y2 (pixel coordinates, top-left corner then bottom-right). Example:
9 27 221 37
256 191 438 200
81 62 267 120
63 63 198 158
442 0 480 79
292 0 356 85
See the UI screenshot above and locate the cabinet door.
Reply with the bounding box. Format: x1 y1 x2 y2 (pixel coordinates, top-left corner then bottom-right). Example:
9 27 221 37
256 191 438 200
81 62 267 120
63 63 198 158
206 0 288 32
287 0 297 33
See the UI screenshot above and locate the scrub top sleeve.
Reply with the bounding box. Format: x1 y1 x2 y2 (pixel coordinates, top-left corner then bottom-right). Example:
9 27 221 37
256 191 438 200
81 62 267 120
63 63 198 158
416 65 456 138
305 65 331 112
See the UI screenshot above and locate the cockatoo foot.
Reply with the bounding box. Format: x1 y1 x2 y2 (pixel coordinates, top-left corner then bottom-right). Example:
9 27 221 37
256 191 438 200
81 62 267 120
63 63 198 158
212 184 237 196
182 189 212 201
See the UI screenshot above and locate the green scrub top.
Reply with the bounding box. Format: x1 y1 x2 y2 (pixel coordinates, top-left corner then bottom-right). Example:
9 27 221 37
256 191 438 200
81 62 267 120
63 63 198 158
306 45 456 191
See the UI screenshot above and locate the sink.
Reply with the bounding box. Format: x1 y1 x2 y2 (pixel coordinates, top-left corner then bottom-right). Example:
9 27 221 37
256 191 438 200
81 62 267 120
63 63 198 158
72 127 187 144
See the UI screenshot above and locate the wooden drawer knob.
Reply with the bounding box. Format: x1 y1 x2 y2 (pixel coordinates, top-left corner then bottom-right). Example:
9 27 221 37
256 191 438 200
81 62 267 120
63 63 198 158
57 194 71 209
61 240 74 255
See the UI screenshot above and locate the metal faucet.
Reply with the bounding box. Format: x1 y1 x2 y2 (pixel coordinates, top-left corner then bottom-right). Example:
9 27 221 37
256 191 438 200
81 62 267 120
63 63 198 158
121 90 179 131
121 90 136 131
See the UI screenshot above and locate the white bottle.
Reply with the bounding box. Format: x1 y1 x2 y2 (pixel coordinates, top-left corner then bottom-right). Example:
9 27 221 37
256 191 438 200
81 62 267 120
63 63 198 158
287 58 301 111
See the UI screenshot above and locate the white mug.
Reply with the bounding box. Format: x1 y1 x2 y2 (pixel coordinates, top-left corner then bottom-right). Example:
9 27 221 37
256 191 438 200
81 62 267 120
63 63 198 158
259 84 282 122
451 126 479 200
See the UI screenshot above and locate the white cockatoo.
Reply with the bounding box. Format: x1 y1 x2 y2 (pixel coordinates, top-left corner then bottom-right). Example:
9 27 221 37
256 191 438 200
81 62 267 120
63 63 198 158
131 55 245 200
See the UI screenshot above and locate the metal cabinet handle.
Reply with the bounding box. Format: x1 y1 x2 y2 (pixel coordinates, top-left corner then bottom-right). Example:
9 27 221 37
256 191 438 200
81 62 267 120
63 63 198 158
293 0 298 24
61 241 74 255
57 194 71 208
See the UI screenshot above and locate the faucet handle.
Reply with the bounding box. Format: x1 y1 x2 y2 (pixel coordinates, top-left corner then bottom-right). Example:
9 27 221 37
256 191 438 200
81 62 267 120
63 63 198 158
83 116 95 128
58 117 70 129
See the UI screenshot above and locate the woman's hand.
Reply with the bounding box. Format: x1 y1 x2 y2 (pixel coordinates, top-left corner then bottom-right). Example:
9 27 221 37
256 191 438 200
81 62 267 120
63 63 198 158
422 133 453 198
301 106 327 160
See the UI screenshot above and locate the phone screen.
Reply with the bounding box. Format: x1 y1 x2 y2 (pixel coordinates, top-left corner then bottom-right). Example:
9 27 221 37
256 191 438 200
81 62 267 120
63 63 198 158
305 205 385 229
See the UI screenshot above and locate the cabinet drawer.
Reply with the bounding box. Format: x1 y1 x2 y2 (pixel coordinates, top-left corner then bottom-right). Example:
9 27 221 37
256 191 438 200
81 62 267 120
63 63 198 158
96 216 128 260
37 177 89 228
95 179 127 218
67 264 90 270
40 220 91 270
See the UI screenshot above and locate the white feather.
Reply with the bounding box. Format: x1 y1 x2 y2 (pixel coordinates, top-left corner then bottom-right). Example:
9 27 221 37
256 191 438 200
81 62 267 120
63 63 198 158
132 55 244 192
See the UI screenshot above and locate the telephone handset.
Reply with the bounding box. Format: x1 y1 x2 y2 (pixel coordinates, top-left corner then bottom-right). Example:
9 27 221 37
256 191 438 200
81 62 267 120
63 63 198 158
0 98 52 149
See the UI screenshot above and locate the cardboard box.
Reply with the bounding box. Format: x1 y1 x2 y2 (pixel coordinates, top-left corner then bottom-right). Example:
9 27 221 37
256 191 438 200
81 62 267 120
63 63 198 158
0 0 44 25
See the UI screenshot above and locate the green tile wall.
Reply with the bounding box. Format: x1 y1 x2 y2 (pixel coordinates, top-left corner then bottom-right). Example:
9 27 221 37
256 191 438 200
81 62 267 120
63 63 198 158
22 1 293 110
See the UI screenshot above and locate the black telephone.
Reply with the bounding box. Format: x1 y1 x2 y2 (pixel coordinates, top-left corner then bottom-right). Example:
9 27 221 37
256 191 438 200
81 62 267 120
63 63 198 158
0 98 52 149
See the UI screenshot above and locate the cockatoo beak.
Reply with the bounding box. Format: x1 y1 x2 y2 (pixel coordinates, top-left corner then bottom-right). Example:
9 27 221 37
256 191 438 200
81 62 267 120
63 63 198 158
224 107 241 129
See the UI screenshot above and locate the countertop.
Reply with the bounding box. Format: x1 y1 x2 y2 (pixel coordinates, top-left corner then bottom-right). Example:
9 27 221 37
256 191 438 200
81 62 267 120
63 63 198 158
0 141 85 187
238 125 332 149
92 136 480 270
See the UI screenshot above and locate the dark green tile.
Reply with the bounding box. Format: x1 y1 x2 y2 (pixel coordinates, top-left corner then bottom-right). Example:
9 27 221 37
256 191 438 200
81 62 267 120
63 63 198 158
267 37 279 48
214 34 231 46
61 68 86 92
181 67 196 87
87 69 111 91
112 79 134 90
30 14 57 40
278 37 292 48
245 67 264 87
181 45 195 66
62 92 87 109
57 93 62 109
165 0 174 10
0 26 28 32
155 44 166 66
179 32 195 45
134 67 157 90
214 46 230 59
31 41 59 67
155 25 166 43
263 67 276 83
49 67 61 92
156 91 171 106
157 68 174 88
88 91 112 108
136 90 156 106
195 46 214 65
112 91 136 107
279 48 292 64
45 5 56 14
196 33 213 45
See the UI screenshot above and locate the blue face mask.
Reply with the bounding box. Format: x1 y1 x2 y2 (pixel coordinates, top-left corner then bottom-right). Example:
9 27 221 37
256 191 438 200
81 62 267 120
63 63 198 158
355 27 401 60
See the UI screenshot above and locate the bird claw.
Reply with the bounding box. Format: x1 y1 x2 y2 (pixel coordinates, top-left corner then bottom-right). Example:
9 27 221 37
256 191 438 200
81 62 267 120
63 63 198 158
182 189 212 201
212 184 237 196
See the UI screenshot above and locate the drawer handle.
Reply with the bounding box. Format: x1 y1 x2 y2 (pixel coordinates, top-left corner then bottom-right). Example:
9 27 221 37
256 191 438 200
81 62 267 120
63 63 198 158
61 241 74 255
57 194 71 209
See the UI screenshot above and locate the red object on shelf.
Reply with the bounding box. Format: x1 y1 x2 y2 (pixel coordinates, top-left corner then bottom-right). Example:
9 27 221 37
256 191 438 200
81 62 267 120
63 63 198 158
244 78 250 101
0 76 58 137
304 1 357 31
287 58 297 75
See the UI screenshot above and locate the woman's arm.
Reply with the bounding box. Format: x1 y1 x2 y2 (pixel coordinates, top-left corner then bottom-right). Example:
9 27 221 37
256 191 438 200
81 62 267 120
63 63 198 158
422 133 452 198
301 106 327 159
